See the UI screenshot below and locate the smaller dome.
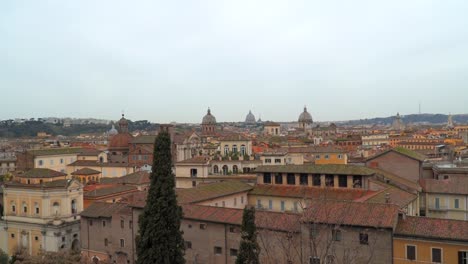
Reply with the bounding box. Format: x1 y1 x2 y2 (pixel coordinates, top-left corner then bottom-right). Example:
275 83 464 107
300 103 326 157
202 108 217 125
298 106 313 124
245 110 256 124
108 125 118 136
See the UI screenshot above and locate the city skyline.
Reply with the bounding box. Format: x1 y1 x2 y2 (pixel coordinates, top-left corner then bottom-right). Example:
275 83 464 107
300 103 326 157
2 0 468 122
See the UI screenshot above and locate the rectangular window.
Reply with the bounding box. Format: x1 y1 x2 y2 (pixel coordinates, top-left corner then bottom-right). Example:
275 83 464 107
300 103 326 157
265 159 271 164
234 198 237 206
275 173 283 184
338 175 347 188
38 160 43 166
274 158 281 164
60 158 64 164
459 251 468 264
35 207 39 214
310 257 320 264
359 233 368 245
257 200 262 209
129 220 133 229
338 154 343 159
230 249 238 257
200 223 207 230
325 175 334 187
214 246 222 255
432 248 441 263
121 220 124 229
435 198 440 209
185 241 192 249
313 175 321 186
332 229 341 241
293 201 298 212
310 224 318 239
406 245 416 260
287 173 295 185
120 239 125 248
268 200 273 210
263 173 272 184
300 174 308 185
324 154 329 159
50 159 54 165
229 226 237 233
104 239 108 246
241 196 244 204
102 220 106 227
455 199 460 209
89 220 93 226
280 201 285 212
315 155 320 159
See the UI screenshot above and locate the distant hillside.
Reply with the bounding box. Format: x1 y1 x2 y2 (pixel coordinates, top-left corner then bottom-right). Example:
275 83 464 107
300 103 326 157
342 114 468 126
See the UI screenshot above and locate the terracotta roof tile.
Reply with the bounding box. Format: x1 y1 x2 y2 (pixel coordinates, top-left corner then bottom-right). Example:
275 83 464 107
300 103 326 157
84 185 138 198
182 204 301 232
176 181 253 204
71 167 101 176
395 216 468 242
81 202 129 218
15 168 67 178
302 200 399 229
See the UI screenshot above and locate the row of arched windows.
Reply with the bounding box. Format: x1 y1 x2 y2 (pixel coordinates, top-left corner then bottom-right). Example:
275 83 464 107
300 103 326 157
223 145 247 156
10 200 77 216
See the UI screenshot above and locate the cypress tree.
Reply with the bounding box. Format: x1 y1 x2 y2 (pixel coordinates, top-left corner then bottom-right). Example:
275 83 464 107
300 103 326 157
236 206 260 264
136 131 185 264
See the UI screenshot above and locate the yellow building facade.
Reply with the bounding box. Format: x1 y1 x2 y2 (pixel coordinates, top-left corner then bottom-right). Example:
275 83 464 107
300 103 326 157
0 180 83 256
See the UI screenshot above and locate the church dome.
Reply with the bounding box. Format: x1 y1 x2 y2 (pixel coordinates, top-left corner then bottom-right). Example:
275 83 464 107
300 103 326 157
108 133 133 150
298 106 313 124
202 108 217 125
245 110 256 124
108 125 118 136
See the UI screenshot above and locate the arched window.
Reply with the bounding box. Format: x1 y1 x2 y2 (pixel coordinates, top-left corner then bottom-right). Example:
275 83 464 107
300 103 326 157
222 165 229 175
224 145 229 156
71 200 77 214
11 202 16 213
53 202 60 216
22 202 27 214
240 145 246 156
232 145 238 153
213 165 219 174
233 165 238 174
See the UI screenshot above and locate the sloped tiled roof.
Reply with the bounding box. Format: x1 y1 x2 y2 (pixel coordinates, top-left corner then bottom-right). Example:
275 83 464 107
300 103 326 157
176 181 253 204
395 216 468 242
68 160 131 168
371 168 422 192
250 185 376 201
367 147 426 162
84 185 138 198
81 202 129 218
27 148 83 156
4 179 78 189
219 134 250 141
419 178 468 195
182 204 301 232
117 171 150 185
361 181 417 208
71 167 101 176
255 164 375 176
16 168 67 178
302 200 400 229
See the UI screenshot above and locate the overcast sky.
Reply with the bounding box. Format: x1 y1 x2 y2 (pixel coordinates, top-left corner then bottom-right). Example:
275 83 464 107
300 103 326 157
1 0 467 123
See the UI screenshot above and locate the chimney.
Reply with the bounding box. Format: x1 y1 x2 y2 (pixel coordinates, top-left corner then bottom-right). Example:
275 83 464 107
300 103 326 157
385 193 390 204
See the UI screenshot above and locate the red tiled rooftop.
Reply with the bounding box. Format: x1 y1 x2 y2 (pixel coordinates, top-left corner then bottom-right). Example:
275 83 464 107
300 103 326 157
182 204 300 232
395 216 468 242
302 200 400 229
